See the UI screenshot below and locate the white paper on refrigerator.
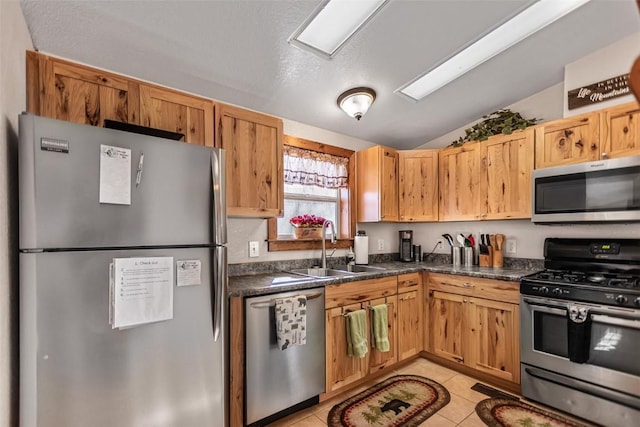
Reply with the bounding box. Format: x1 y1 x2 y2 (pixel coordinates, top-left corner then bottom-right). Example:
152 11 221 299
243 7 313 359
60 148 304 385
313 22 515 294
99 144 131 205
176 260 202 286
112 257 173 328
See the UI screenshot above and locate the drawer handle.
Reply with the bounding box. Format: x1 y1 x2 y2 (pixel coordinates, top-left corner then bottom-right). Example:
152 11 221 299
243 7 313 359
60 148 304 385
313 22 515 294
448 282 475 288
249 292 323 309
402 280 417 285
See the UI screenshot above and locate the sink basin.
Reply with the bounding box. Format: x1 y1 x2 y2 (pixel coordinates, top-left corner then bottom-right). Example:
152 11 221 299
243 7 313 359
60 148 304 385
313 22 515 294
331 264 387 273
287 268 356 278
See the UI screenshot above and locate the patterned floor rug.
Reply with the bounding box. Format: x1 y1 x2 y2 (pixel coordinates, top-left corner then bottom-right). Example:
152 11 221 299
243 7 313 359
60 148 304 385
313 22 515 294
476 398 590 427
327 374 450 427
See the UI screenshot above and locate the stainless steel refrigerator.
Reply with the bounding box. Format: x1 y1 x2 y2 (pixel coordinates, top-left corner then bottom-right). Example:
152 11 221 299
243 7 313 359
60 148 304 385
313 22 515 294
18 113 228 427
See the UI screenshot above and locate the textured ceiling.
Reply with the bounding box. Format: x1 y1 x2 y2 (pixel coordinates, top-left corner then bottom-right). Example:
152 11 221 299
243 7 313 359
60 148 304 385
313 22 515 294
21 0 640 149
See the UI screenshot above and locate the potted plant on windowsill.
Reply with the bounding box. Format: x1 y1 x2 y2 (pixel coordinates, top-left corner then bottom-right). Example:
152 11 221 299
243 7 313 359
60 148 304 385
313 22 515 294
290 214 326 239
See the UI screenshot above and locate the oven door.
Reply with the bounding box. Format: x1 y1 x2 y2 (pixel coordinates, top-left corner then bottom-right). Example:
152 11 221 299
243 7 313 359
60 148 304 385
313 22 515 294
520 295 640 399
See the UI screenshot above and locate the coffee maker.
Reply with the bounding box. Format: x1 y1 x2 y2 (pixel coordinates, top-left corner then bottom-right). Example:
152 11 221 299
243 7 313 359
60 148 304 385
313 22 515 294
399 230 413 262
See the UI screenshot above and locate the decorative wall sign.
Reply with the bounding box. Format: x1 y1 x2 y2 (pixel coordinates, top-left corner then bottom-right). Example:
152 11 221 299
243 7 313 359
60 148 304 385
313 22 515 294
568 73 630 110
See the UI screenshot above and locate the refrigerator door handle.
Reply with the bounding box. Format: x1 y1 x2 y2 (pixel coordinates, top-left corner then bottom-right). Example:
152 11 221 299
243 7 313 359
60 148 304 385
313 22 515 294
211 150 227 245
213 246 227 342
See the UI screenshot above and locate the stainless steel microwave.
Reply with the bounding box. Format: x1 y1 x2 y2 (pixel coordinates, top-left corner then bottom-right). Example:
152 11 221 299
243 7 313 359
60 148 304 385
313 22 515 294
532 155 640 223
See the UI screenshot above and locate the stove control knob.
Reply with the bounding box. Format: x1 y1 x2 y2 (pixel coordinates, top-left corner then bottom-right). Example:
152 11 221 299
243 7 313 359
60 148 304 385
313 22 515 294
552 288 562 296
539 286 549 295
634 297 640 307
615 295 628 305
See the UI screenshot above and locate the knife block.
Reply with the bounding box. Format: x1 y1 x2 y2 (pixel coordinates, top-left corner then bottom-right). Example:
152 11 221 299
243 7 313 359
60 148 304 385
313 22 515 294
479 247 492 267
492 249 504 268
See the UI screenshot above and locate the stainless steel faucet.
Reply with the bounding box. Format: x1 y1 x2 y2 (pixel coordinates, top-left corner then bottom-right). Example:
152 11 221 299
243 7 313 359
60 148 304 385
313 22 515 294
321 219 336 269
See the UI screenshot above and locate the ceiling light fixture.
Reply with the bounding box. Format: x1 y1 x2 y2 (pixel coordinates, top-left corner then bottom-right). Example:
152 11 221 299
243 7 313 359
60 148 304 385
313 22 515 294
289 0 389 59
397 0 591 101
337 87 376 121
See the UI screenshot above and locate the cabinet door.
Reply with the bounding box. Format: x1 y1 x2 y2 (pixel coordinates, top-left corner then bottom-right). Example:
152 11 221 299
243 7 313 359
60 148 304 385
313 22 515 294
325 303 369 394
27 52 139 126
356 146 398 222
368 295 397 373
481 129 534 220
438 142 482 221
534 113 600 168
601 101 640 159
218 104 284 217
428 291 465 364
380 148 399 221
397 290 422 361
398 150 438 221
140 85 214 146
466 298 519 383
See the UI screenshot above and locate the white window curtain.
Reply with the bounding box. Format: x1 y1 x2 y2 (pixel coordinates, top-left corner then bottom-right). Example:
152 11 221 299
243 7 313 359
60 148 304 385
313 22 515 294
283 145 348 189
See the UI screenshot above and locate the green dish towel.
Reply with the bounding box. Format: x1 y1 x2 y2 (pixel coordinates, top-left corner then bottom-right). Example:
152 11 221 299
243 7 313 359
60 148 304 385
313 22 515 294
371 304 390 352
346 309 368 358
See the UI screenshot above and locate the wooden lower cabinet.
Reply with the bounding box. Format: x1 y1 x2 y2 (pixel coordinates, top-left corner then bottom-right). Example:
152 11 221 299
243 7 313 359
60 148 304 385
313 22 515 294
324 277 398 395
466 297 519 383
427 273 520 385
325 302 370 393
397 273 423 361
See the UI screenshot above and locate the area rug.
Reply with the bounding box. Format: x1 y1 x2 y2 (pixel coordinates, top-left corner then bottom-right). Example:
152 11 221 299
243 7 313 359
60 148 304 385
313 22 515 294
327 374 450 427
476 398 590 427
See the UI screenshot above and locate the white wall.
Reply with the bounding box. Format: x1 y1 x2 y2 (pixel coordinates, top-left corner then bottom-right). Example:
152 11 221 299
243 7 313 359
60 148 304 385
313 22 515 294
564 32 640 117
1 2 32 425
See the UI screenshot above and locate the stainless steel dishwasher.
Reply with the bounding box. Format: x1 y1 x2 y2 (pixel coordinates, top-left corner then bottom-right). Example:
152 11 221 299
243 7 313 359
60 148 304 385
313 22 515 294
245 288 325 426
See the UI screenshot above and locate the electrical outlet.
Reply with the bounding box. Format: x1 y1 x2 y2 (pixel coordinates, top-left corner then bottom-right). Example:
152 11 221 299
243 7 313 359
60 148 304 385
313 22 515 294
249 241 259 258
377 239 385 251
505 239 517 255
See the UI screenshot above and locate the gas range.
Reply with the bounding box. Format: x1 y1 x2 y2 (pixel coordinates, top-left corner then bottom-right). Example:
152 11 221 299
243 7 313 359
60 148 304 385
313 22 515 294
520 238 640 309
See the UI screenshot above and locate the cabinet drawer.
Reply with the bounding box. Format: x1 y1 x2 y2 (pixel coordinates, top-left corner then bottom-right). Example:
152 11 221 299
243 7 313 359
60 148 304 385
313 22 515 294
325 277 397 309
428 273 519 304
398 272 421 293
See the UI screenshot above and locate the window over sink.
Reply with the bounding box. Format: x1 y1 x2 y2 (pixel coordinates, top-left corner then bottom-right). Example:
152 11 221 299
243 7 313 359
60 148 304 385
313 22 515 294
267 136 355 251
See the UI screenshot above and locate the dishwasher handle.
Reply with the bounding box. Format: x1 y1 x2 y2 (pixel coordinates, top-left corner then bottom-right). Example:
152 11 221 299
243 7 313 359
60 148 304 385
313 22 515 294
249 291 323 309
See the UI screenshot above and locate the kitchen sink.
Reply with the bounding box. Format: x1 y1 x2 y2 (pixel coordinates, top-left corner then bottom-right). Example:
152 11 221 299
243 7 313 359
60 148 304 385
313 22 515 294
286 264 387 278
331 264 387 273
286 268 356 278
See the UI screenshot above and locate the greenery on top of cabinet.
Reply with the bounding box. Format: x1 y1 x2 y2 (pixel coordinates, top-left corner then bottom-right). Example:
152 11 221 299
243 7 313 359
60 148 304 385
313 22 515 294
451 109 539 147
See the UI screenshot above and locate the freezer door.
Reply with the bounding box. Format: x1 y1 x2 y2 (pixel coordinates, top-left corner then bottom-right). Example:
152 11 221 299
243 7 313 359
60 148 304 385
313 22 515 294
19 114 225 249
20 247 227 427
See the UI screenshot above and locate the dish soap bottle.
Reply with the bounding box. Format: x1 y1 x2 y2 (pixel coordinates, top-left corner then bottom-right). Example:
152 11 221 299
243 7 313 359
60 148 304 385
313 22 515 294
346 246 356 266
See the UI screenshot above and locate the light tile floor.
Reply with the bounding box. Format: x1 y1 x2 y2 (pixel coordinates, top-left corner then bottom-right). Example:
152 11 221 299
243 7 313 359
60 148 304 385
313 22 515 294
267 358 596 427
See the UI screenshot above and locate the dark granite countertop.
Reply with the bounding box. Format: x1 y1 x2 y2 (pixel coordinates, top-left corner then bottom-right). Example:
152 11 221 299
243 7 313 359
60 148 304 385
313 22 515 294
228 259 543 297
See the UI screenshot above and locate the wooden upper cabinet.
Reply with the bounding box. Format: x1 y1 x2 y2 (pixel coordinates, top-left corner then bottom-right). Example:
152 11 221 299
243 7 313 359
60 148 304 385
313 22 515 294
438 142 482 221
534 112 600 169
356 145 399 222
139 85 214 146
481 129 534 220
27 51 139 126
600 101 640 159
218 104 284 217
398 150 439 222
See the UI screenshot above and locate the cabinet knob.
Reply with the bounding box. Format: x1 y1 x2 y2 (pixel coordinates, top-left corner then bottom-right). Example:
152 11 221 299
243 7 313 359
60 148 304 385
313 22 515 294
602 152 608 158
480 214 487 218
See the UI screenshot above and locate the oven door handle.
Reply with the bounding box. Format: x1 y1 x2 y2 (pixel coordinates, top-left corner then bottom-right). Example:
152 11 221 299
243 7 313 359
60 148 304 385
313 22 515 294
591 314 640 330
522 298 567 315
524 366 640 410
